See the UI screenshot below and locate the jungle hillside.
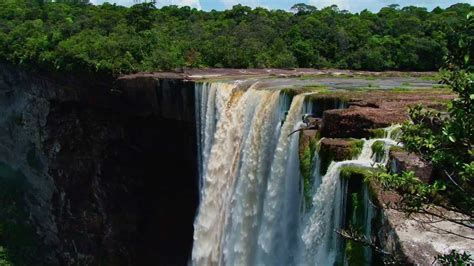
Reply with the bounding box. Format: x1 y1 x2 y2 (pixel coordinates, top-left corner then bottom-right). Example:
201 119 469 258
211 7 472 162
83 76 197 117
0 0 473 75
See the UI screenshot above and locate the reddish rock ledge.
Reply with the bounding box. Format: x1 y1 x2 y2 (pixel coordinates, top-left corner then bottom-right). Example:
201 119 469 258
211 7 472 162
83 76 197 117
389 149 433 183
318 90 453 138
321 106 407 138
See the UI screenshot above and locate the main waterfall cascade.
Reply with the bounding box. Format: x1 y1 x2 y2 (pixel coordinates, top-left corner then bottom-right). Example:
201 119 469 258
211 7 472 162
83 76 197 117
192 81 401 265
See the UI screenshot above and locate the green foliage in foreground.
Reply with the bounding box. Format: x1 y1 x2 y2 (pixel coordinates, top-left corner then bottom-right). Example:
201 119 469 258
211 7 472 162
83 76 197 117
0 1 472 74
436 250 473 265
369 12 473 226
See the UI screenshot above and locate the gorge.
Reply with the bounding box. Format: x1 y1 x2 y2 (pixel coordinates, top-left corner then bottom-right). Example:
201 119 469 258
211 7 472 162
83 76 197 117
0 64 472 265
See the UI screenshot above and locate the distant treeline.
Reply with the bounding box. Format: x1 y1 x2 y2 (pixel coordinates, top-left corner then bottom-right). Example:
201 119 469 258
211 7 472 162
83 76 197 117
0 0 472 74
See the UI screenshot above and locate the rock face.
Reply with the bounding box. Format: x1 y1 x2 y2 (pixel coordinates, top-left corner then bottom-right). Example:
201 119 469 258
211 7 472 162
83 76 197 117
318 90 453 139
318 138 362 175
370 182 474 265
389 149 433 183
321 106 408 138
0 62 60 264
0 64 458 265
320 138 361 161
0 62 198 265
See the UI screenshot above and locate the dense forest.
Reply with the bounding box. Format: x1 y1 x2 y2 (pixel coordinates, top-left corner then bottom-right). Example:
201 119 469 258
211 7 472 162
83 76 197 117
0 0 472 74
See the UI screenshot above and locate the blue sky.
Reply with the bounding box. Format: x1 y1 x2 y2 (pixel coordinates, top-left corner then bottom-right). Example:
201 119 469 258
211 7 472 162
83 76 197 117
90 0 473 12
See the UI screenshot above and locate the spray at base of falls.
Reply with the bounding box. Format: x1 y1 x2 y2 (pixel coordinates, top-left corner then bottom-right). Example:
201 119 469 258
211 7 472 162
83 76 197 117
192 81 402 265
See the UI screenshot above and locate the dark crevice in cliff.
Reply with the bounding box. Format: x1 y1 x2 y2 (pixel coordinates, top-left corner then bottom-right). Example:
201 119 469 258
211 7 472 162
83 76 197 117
41 77 199 265
131 117 198 266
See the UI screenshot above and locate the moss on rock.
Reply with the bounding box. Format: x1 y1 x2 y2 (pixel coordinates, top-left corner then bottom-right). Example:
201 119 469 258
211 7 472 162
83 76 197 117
368 128 386 138
389 145 405 153
299 131 319 207
319 139 364 175
349 139 364 158
341 166 384 265
340 166 373 181
345 237 366 265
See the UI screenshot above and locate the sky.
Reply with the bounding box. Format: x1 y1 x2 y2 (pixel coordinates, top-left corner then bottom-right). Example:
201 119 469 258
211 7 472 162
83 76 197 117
89 0 473 13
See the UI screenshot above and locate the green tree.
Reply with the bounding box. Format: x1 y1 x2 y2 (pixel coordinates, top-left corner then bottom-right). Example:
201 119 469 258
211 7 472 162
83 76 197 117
291 3 317 15
0 0 472 73
370 12 473 226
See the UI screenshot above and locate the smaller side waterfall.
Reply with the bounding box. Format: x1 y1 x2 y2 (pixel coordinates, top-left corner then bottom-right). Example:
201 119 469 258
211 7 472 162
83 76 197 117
342 181 377 265
193 80 403 266
300 133 401 265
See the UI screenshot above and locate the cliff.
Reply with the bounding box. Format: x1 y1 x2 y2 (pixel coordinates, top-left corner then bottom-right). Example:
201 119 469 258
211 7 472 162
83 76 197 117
0 63 464 265
0 62 198 265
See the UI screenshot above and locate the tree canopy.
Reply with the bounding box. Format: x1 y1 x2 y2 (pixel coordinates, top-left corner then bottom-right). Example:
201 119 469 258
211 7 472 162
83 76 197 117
370 12 473 242
0 0 472 75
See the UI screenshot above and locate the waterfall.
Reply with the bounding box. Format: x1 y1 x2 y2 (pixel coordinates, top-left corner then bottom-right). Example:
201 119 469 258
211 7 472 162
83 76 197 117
360 183 376 264
222 90 282 265
300 137 400 265
255 96 305 265
192 82 241 265
193 80 401 266
192 81 305 265
195 82 236 199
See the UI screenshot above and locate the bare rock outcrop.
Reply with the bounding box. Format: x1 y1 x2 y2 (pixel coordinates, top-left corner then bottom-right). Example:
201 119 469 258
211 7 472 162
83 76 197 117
320 106 408 138
389 149 433 183
369 182 474 265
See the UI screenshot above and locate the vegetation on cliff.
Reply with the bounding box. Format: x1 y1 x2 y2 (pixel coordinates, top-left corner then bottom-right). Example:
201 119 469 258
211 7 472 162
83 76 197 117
369 12 473 250
319 138 363 175
299 136 318 207
0 0 472 74
371 140 385 162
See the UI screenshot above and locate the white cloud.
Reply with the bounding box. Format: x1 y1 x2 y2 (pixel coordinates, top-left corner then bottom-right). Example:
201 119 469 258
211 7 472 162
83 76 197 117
308 0 351 10
91 0 473 11
219 0 259 8
308 0 474 12
91 0 202 9
156 0 202 9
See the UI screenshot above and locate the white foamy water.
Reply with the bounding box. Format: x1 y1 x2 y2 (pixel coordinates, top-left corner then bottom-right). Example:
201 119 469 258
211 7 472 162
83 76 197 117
193 81 401 266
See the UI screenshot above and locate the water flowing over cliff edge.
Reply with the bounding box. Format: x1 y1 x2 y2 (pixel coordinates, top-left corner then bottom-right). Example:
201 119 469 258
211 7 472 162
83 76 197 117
1 64 471 265
191 81 404 265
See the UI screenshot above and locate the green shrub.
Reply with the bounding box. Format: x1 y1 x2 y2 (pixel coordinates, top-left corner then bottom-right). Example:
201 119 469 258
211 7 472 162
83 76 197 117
369 128 386 139
340 166 372 180
300 137 318 207
349 139 364 159
371 141 385 162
